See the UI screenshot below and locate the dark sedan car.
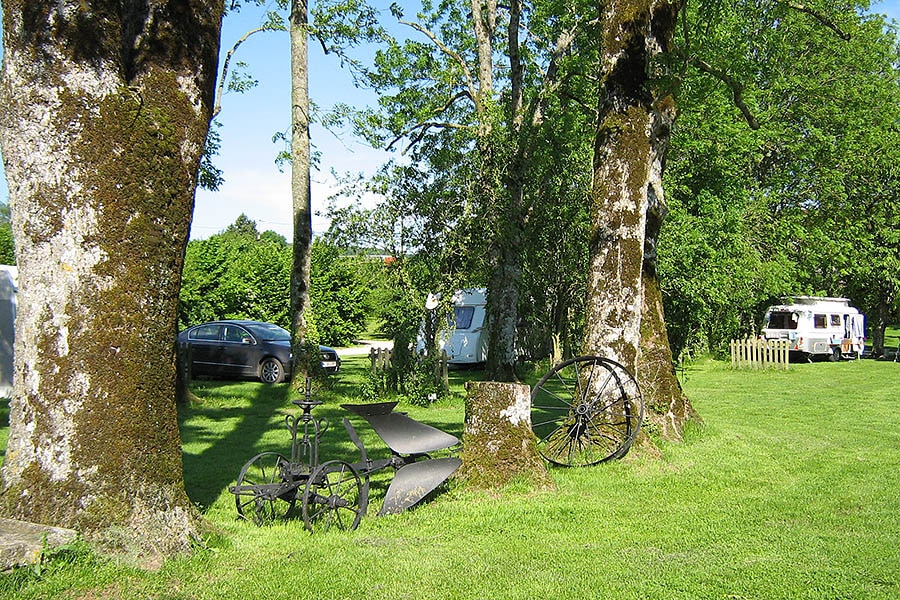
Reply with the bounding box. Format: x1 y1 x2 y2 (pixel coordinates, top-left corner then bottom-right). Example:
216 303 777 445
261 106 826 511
177 320 340 384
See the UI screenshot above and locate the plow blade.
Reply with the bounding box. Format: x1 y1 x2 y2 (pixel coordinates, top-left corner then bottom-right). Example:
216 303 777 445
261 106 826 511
379 457 462 516
342 403 460 455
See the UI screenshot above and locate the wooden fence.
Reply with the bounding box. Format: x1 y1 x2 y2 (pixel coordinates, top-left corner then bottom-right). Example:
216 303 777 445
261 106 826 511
369 347 394 371
730 337 791 370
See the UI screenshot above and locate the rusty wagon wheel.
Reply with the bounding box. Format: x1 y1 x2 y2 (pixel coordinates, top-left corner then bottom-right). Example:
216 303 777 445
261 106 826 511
234 452 297 525
302 460 367 534
531 355 644 467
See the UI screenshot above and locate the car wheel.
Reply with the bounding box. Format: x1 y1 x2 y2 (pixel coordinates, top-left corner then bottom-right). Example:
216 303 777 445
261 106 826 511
259 357 285 384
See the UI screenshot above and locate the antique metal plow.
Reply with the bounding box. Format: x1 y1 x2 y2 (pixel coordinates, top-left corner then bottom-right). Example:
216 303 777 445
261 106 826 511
229 380 461 533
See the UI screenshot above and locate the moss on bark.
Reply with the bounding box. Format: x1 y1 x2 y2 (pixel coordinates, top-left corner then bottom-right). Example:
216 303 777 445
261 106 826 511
458 381 553 490
0 1 223 563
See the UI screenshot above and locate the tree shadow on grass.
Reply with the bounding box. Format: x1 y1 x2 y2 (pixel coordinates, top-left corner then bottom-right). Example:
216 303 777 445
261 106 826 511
178 358 478 519
178 381 292 512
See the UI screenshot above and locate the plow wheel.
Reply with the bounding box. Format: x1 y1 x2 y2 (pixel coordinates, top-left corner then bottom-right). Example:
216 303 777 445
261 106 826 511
531 356 644 467
234 452 297 525
302 460 367 534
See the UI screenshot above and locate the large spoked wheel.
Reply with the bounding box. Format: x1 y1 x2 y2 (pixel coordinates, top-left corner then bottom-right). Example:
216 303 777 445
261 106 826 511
531 356 644 467
302 460 367 534
234 452 297 525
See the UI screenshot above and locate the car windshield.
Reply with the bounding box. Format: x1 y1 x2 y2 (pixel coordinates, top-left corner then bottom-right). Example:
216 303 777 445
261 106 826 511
247 323 291 342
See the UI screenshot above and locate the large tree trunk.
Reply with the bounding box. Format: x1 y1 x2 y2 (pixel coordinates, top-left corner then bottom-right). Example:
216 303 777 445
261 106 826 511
584 0 683 409
639 188 699 439
635 63 698 441
290 0 314 385
0 1 223 561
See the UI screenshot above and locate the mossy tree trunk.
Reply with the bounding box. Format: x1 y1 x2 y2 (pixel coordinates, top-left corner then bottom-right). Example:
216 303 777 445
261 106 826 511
639 205 699 439
585 0 680 372
458 381 552 490
0 1 223 560
635 59 698 441
585 1 692 444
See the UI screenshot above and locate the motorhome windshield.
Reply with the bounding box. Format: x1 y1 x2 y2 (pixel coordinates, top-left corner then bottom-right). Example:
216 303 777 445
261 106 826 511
767 311 799 329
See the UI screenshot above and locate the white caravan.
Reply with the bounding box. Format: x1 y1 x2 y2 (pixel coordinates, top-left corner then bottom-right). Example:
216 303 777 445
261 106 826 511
761 296 865 361
418 288 488 365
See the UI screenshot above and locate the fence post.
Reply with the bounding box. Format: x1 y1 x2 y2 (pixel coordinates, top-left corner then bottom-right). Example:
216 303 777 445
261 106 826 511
441 350 449 393
370 347 393 372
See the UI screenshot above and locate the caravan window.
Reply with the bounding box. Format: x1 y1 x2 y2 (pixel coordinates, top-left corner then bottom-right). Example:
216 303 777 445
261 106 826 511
453 306 476 330
814 314 828 328
767 311 798 330
830 315 842 327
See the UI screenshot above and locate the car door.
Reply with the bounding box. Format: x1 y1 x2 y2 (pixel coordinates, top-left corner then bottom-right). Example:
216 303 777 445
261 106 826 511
219 323 257 377
188 324 223 375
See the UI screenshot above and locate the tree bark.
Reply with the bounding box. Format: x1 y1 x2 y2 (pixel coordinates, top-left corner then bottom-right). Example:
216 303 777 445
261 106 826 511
635 52 698 441
585 1 696 447
484 218 524 382
584 0 681 373
458 381 552 489
639 202 699 439
290 0 314 385
0 1 223 561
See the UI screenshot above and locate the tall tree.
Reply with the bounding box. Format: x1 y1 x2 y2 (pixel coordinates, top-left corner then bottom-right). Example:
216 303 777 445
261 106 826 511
582 0 702 440
0 1 223 559
349 1 587 381
289 0 316 383
281 0 382 383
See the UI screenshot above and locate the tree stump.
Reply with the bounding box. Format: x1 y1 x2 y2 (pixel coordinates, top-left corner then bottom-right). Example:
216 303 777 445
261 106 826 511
458 381 553 490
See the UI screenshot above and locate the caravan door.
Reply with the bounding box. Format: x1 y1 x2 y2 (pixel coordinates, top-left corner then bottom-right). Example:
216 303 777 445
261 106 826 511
445 298 487 364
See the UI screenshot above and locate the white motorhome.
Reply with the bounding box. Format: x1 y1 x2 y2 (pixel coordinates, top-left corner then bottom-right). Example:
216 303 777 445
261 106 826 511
417 288 488 365
761 296 865 361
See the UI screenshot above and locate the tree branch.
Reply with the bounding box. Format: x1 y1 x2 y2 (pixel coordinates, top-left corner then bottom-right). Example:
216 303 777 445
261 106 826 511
781 1 851 41
213 25 277 119
527 24 579 128
687 55 760 130
386 120 472 154
397 18 479 108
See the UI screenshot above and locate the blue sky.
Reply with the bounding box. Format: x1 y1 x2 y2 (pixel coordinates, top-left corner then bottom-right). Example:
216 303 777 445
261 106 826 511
1 1 899 240
189 3 395 239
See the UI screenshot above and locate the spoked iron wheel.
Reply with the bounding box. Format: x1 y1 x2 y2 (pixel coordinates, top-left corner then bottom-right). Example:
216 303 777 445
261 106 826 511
531 356 644 467
302 460 368 534
234 452 297 525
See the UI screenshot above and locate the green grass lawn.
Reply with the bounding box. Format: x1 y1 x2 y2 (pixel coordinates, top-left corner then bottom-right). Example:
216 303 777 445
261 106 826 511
2 355 899 599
